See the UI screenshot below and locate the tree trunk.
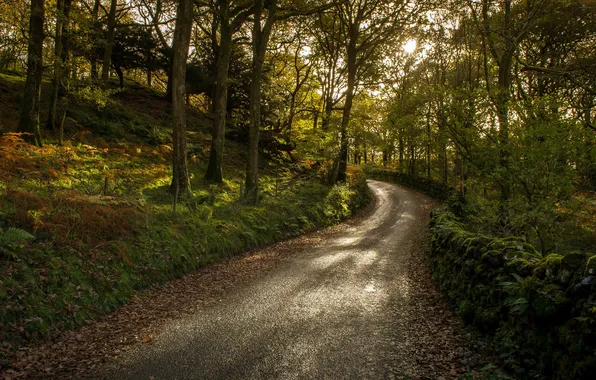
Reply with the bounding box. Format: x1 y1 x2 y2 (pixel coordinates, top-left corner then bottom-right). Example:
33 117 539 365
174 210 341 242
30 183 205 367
101 0 118 84
18 0 45 146
398 136 404 172
244 0 277 204
426 103 431 178
165 57 174 102
114 65 124 88
91 0 100 81
205 0 232 183
321 95 333 131
334 24 357 183
59 0 71 91
47 0 65 131
169 0 194 196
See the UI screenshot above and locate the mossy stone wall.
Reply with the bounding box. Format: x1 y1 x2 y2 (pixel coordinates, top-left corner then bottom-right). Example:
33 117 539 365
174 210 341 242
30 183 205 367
366 166 596 379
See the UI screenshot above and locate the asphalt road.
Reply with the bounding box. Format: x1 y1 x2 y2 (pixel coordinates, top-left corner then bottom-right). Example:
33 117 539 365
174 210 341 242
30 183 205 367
99 180 459 379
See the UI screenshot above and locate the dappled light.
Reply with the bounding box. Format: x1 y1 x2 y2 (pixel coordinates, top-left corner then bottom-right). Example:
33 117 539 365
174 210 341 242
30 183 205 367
0 0 594 378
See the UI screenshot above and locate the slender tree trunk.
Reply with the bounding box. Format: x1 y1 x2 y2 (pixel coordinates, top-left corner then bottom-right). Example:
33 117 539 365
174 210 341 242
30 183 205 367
47 0 71 132
59 0 71 89
47 0 64 132
442 145 448 183
18 0 45 146
244 0 277 204
409 139 415 175
335 25 357 183
205 0 232 183
426 103 431 178
165 55 174 102
496 52 512 201
101 0 117 84
91 0 100 80
321 95 333 131
169 0 194 196
114 65 124 88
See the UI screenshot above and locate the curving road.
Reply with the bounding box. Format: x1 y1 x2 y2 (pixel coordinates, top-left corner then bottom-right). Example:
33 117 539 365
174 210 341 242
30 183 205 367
98 180 468 379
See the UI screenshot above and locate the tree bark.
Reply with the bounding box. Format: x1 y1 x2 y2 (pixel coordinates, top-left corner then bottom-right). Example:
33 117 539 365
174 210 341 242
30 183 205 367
47 0 71 132
114 65 124 88
244 0 277 204
334 22 357 183
205 0 232 183
101 0 118 84
18 0 45 146
169 0 194 196
91 0 100 80
426 102 431 178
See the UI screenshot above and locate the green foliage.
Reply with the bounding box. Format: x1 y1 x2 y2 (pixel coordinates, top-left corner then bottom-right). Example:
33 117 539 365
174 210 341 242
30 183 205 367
364 165 462 204
0 227 35 259
430 209 596 380
0 169 370 357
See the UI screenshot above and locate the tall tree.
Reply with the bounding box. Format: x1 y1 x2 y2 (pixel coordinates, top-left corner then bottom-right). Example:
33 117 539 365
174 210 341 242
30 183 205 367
18 0 45 146
47 0 73 132
333 0 416 182
169 0 194 196
204 0 253 183
101 0 118 83
244 0 278 204
243 0 336 203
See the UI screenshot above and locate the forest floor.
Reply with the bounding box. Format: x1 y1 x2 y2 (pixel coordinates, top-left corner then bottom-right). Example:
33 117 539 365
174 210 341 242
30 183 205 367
5 181 505 379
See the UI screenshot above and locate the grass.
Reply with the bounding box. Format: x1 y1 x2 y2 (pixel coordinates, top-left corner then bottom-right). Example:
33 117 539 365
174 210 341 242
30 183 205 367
0 71 372 363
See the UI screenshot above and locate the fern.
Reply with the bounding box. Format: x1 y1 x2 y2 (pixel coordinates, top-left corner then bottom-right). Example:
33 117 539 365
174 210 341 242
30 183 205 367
0 227 35 245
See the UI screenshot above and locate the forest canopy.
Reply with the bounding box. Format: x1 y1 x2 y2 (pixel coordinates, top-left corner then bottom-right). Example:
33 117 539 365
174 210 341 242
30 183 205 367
1 0 595 249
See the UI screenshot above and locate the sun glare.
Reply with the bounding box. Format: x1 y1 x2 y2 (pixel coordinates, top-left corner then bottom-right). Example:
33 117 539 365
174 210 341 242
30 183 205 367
403 39 417 54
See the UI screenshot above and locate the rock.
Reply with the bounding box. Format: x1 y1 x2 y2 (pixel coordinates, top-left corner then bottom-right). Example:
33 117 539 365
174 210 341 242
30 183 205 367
562 251 589 270
586 255 596 276
573 276 593 293
558 269 573 285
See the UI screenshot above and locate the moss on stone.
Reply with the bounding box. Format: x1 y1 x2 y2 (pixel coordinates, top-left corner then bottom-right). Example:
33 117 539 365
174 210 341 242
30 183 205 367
562 251 589 270
426 206 596 379
586 255 596 276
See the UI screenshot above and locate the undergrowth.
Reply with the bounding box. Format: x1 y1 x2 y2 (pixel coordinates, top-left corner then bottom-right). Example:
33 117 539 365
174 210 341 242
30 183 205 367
0 132 370 364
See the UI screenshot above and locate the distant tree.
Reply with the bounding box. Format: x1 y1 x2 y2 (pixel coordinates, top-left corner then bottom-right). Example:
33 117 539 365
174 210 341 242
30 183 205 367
331 0 421 183
204 0 253 183
18 0 45 146
47 0 73 132
111 26 166 88
101 0 118 84
169 0 194 197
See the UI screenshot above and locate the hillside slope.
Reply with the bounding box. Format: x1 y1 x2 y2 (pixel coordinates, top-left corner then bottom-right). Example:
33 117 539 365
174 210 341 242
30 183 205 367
0 71 371 365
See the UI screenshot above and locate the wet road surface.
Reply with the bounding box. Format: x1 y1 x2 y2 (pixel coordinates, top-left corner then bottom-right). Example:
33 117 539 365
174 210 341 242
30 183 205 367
99 180 463 379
